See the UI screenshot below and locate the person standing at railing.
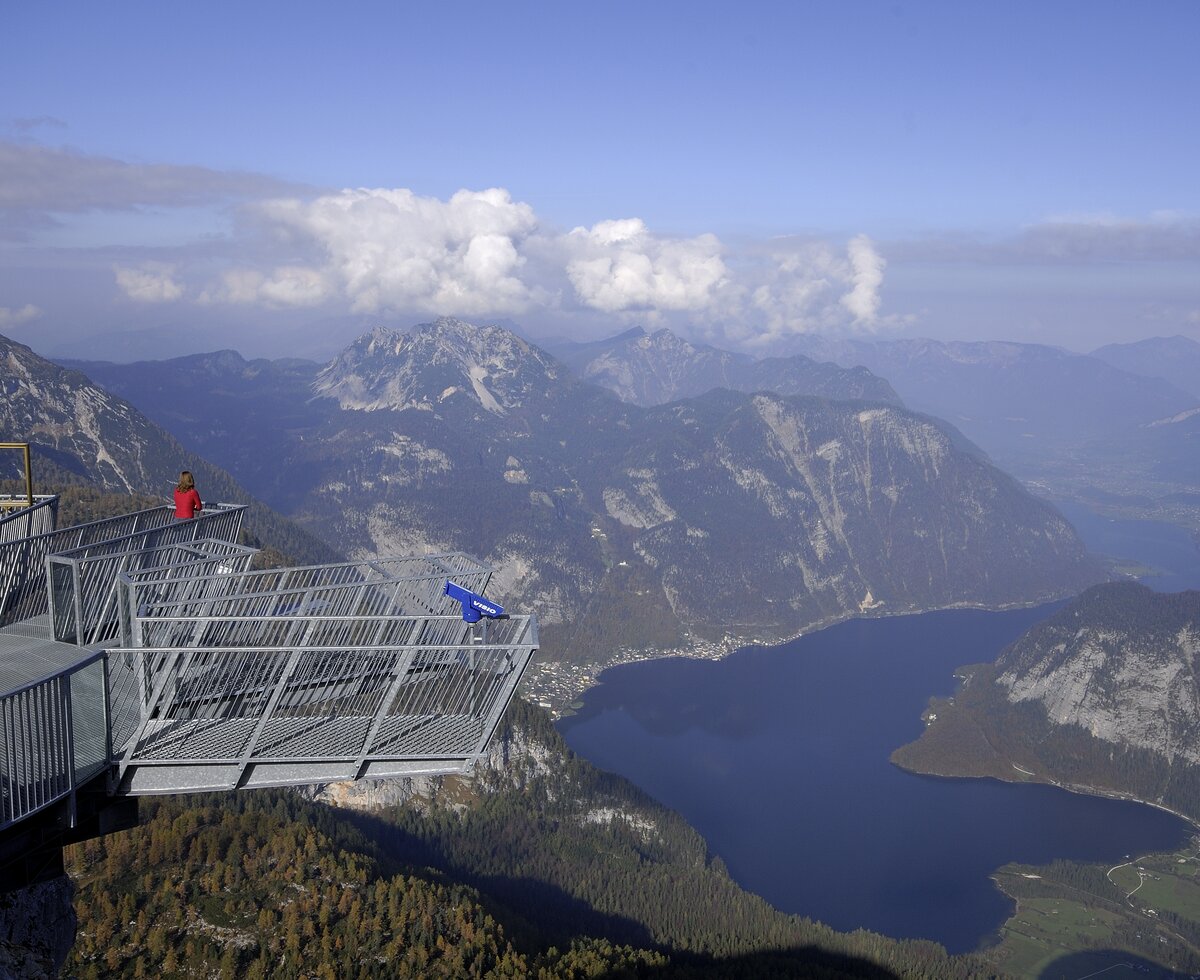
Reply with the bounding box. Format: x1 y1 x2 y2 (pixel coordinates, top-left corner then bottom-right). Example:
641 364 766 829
174 471 203 519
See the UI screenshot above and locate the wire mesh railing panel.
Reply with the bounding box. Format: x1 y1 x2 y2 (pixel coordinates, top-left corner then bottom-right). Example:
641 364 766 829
0 652 105 831
1 504 245 629
113 616 535 780
49 536 256 647
116 540 257 647
106 649 146 759
69 657 108 785
124 554 491 629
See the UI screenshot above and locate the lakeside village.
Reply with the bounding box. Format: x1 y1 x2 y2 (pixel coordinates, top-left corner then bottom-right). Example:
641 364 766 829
520 588 888 717
519 633 741 718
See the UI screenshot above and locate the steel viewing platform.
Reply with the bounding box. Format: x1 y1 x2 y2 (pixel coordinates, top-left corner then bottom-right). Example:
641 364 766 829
0 487 536 887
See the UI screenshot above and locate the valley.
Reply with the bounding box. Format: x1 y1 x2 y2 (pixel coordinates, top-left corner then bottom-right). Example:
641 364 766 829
4 318 1200 978
48 318 1106 668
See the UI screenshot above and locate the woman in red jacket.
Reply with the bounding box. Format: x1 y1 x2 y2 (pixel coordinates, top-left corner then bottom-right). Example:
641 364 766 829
174 470 203 519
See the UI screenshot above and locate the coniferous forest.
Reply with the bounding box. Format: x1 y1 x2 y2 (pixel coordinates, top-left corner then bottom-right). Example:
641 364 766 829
65 701 992 979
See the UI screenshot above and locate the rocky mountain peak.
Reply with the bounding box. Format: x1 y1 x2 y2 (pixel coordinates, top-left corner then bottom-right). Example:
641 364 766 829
314 317 562 415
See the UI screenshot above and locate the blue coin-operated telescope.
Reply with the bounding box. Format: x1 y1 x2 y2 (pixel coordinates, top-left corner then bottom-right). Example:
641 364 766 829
444 580 506 623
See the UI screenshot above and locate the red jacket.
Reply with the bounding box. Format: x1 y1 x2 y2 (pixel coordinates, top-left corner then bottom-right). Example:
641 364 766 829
174 487 202 519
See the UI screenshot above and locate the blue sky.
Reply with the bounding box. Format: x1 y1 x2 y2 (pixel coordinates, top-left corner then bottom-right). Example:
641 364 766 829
2 1 1198 359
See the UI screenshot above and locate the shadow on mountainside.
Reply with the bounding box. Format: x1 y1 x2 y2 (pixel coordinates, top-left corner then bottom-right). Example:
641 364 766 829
343 808 659 953
600 945 902 979
1038 949 1186 979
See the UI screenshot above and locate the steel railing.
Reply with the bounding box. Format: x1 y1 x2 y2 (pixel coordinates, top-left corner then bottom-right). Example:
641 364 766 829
0 496 60 626
0 495 58 542
0 503 245 628
1 495 534 820
49 538 257 647
0 651 108 832
118 553 490 649
108 613 536 793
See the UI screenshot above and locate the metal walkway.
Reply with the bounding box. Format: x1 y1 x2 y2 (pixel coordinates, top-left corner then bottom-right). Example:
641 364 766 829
0 495 536 866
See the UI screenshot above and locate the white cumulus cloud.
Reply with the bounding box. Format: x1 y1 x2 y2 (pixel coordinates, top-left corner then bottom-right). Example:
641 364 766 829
565 218 729 314
114 264 184 302
841 234 885 322
197 266 332 308
742 236 887 345
0 303 42 327
220 187 541 315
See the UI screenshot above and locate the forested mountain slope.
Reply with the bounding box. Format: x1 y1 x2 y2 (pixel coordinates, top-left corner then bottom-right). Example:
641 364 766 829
67 700 990 979
894 583 1200 822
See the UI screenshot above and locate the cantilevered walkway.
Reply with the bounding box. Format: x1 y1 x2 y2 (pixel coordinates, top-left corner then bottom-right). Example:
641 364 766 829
0 489 536 886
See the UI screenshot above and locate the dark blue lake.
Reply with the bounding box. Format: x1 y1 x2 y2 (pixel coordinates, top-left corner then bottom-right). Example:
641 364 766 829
558 507 1199 953
1058 501 1200 593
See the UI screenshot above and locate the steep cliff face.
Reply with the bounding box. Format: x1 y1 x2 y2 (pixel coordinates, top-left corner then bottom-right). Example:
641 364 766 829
997 583 1200 764
1 335 169 492
893 583 1200 821
600 391 1097 631
0 877 76 979
298 321 1102 656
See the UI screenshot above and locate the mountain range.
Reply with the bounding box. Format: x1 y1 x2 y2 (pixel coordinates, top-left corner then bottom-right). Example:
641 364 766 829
551 326 1200 529
0 333 336 566
54 318 1104 661
547 326 902 407
779 335 1200 524
1092 335 1200 400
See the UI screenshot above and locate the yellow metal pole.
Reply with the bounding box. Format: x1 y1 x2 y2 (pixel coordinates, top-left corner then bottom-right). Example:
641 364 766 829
0 442 34 508
23 444 32 508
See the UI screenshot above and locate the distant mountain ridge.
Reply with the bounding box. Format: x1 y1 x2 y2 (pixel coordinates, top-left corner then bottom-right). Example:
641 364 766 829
894 582 1200 822
55 317 1105 662
785 335 1199 455
776 334 1200 527
548 326 902 407
1 333 337 566
1092 335 1200 399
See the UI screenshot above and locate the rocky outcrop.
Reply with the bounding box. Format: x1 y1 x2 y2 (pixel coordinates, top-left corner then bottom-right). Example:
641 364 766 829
0 877 76 979
997 583 1200 763
894 584 1200 822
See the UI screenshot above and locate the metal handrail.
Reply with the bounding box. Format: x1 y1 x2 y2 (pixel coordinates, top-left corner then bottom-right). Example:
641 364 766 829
0 489 535 825
0 503 245 628
49 537 256 647
108 614 536 792
119 553 490 648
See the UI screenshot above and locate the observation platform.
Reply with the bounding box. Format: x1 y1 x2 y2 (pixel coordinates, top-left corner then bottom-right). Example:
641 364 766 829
0 491 536 888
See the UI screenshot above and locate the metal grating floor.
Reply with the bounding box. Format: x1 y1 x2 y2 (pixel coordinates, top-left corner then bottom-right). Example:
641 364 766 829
127 712 484 762
0 615 102 692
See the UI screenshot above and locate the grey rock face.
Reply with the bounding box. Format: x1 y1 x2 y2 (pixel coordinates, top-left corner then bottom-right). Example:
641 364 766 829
0 876 77 979
298 321 1103 654
998 583 1200 764
0 335 165 492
